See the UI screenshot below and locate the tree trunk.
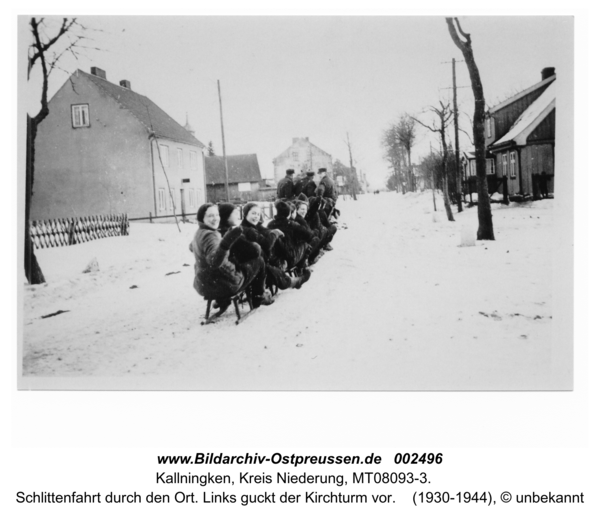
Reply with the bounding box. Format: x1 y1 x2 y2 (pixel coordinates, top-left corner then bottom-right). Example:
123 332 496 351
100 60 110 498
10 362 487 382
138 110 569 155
25 115 46 284
407 148 413 193
440 131 455 222
442 175 453 221
446 18 494 239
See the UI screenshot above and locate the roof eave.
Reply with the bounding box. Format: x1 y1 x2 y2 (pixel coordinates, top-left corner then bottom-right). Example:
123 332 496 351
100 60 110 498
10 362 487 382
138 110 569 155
489 75 556 114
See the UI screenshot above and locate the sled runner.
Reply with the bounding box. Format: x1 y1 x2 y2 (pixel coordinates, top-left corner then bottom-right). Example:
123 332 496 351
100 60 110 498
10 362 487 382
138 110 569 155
201 291 257 325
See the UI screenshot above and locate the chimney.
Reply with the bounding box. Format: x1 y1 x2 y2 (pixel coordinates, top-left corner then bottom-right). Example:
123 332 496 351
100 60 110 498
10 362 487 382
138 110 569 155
90 67 106 80
541 67 555 81
119 80 131 90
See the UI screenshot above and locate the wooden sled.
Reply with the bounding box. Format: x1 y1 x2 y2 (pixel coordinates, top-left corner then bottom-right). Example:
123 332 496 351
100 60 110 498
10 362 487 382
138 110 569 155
201 291 256 325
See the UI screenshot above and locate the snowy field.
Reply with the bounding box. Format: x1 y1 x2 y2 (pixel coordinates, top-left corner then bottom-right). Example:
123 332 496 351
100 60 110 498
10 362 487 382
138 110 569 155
20 191 564 390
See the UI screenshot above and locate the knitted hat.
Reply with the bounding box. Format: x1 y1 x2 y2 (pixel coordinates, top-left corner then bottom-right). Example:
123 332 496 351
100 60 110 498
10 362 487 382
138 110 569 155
318 168 327 173
219 202 235 224
306 170 315 176
297 193 309 203
286 168 295 175
275 200 291 219
197 203 216 223
242 202 259 220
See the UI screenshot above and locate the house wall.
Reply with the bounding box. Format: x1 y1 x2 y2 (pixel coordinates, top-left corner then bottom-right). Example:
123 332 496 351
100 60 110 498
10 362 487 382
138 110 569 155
32 73 155 220
151 138 206 216
31 72 206 221
528 109 555 143
520 143 555 194
273 138 332 183
206 182 260 203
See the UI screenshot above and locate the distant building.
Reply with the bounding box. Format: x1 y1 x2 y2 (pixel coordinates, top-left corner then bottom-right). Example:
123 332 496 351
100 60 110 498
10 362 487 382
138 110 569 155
32 67 206 220
204 154 262 203
485 67 556 198
272 137 332 183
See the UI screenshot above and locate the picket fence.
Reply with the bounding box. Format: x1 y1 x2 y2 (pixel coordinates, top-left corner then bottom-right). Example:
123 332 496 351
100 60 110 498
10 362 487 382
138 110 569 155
30 214 129 250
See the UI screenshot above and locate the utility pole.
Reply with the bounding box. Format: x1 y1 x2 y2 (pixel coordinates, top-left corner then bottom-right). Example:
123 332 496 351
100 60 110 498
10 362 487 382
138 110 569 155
452 58 463 212
345 132 357 200
217 80 230 202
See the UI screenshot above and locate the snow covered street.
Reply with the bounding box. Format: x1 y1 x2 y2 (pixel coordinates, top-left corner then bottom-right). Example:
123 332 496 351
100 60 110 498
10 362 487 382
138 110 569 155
20 192 560 390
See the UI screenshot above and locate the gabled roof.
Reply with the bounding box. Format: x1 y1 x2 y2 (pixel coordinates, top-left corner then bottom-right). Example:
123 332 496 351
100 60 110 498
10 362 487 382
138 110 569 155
489 74 555 114
205 154 262 184
78 70 204 148
273 138 331 161
491 82 555 149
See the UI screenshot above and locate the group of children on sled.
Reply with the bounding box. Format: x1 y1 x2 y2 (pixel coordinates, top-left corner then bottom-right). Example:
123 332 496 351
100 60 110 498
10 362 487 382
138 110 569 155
189 167 339 315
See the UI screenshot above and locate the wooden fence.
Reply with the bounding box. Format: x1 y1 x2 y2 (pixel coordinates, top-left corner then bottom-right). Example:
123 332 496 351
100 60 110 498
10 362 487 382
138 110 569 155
30 214 129 250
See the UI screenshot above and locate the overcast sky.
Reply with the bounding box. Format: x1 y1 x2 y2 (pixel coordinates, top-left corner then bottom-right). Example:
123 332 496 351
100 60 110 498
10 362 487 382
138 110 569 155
21 15 572 189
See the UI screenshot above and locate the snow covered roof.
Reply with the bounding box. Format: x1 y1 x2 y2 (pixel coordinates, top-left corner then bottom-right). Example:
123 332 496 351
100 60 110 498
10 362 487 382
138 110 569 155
491 82 556 149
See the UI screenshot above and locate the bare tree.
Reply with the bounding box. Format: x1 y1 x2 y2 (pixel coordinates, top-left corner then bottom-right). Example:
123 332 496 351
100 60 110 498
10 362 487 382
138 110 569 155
381 125 403 193
412 102 455 222
446 17 494 240
25 17 98 283
395 115 417 192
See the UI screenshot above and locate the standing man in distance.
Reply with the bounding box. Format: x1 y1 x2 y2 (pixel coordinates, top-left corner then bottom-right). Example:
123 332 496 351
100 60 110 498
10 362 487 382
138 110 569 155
316 167 338 203
277 168 296 201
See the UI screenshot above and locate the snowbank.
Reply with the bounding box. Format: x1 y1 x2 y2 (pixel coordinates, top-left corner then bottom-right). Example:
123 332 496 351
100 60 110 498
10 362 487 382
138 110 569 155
20 192 561 390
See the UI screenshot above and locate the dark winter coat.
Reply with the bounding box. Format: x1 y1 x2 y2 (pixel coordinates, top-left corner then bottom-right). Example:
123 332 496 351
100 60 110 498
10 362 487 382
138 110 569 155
267 216 312 268
302 179 318 198
294 214 321 250
217 225 262 266
277 175 295 200
293 176 307 197
316 174 338 202
306 197 325 236
190 224 244 299
240 219 279 260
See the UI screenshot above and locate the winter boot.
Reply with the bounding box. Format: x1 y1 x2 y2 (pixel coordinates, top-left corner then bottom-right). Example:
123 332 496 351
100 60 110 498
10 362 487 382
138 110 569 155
291 268 312 289
213 298 231 311
324 243 333 251
252 291 274 308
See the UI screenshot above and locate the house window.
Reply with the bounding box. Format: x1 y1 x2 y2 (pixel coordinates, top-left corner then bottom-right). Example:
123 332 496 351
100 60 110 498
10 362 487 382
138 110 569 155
190 151 198 170
502 154 509 176
509 151 518 178
158 188 166 211
169 188 175 210
188 189 195 208
196 189 202 206
238 182 251 192
485 117 491 138
486 158 496 175
159 144 170 167
469 160 476 177
71 104 90 128
292 152 299 161
177 148 184 169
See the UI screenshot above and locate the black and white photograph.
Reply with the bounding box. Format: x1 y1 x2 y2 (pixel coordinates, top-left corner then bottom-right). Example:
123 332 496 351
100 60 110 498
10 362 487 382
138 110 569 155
18 14 574 391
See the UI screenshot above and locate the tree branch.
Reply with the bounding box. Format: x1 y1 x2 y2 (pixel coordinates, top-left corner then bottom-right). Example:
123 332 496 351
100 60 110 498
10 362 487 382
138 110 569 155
410 116 439 134
454 18 471 45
